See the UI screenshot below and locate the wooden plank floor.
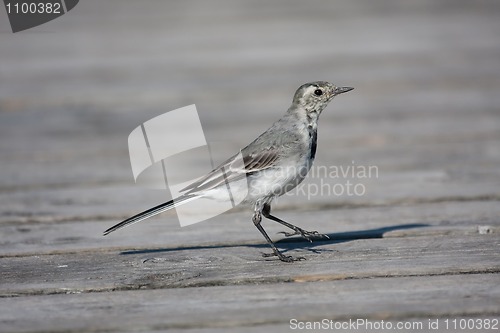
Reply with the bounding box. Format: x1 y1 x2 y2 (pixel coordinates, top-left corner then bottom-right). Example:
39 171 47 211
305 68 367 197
1 0 500 332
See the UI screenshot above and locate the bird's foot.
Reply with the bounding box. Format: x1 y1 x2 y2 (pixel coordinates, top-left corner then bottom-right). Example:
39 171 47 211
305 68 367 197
279 229 330 242
262 251 305 262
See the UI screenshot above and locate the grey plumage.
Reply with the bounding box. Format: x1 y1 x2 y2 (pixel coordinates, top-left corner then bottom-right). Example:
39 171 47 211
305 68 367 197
104 81 353 262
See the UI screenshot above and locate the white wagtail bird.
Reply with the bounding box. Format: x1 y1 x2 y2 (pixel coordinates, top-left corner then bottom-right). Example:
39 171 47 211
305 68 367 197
104 82 353 262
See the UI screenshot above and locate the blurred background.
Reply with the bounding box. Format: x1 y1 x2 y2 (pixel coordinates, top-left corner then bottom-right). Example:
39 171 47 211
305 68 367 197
0 0 499 224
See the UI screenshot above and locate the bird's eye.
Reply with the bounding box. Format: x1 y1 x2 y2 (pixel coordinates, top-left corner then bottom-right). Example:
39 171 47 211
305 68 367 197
314 89 323 96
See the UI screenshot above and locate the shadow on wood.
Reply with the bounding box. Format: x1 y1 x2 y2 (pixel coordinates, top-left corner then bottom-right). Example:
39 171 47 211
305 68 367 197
119 223 429 256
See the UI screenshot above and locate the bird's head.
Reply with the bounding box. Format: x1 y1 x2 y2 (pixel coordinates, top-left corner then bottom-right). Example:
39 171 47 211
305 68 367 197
292 81 353 115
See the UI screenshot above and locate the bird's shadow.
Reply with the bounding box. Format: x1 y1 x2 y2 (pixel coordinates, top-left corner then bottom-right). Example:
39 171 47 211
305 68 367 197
120 223 429 257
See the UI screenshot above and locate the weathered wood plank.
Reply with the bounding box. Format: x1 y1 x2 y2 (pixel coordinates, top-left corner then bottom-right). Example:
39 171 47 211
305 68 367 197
1 274 499 333
1 233 498 296
2 174 500 226
1 201 498 257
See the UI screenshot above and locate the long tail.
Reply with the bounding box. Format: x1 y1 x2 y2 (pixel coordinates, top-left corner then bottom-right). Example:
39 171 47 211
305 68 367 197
103 195 197 235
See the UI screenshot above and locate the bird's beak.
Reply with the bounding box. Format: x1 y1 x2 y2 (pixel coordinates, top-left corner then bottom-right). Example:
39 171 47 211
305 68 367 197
334 86 354 95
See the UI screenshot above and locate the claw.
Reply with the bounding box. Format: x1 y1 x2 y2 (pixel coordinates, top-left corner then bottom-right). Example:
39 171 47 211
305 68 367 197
280 255 306 262
278 229 330 242
278 231 299 237
318 233 330 240
262 252 305 262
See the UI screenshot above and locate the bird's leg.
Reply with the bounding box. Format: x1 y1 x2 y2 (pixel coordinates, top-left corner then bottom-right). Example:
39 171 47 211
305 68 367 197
252 209 303 262
262 204 330 242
